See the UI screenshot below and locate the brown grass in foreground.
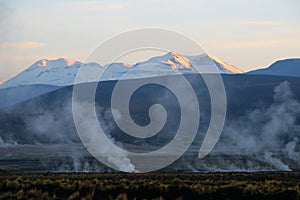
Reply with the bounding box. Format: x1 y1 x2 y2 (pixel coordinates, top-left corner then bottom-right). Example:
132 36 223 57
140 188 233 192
0 172 299 200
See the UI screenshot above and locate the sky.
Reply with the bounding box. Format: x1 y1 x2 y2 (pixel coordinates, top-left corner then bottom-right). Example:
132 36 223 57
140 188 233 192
0 0 300 83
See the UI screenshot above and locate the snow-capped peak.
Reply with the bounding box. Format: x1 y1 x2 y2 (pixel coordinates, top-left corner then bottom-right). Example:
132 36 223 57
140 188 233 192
38 59 47 67
1 58 101 89
142 52 191 70
142 52 243 74
161 52 191 70
35 58 74 67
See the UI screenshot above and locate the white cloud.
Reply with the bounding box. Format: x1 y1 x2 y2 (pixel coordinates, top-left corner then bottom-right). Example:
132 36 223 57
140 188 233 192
0 41 47 49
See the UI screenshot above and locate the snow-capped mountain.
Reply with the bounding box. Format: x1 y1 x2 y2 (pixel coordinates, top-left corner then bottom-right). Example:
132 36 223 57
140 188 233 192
0 58 101 89
136 52 243 74
248 58 300 77
0 53 243 89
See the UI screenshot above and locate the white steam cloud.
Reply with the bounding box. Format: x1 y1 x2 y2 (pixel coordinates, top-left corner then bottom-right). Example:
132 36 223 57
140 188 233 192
1 81 299 172
72 102 135 172
212 81 300 171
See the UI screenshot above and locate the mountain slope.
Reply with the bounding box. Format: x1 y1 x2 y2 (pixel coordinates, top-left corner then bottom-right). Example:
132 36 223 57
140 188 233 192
0 85 60 108
187 53 243 74
207 54 243 73
248 58 300 77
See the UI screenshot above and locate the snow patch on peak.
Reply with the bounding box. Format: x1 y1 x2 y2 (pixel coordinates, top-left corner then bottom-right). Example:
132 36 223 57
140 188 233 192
65 59 76 66
146 51 191 70
123 63 133 67
34 58 79 68
161 59 178 70
171 52 191 69
38 59 47 67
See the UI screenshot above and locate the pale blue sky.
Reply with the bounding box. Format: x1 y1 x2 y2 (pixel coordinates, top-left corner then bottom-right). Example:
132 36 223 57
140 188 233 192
0 0 300 83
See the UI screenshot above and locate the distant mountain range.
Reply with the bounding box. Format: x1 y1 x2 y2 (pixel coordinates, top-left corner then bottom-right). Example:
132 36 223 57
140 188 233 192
0 52 243 89
1 52 299 90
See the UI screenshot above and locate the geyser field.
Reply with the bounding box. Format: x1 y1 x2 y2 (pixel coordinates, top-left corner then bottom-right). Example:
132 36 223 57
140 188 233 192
0 74 300 172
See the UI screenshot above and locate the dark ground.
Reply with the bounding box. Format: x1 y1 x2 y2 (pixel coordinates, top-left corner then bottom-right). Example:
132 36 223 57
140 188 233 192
0 172 299 200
